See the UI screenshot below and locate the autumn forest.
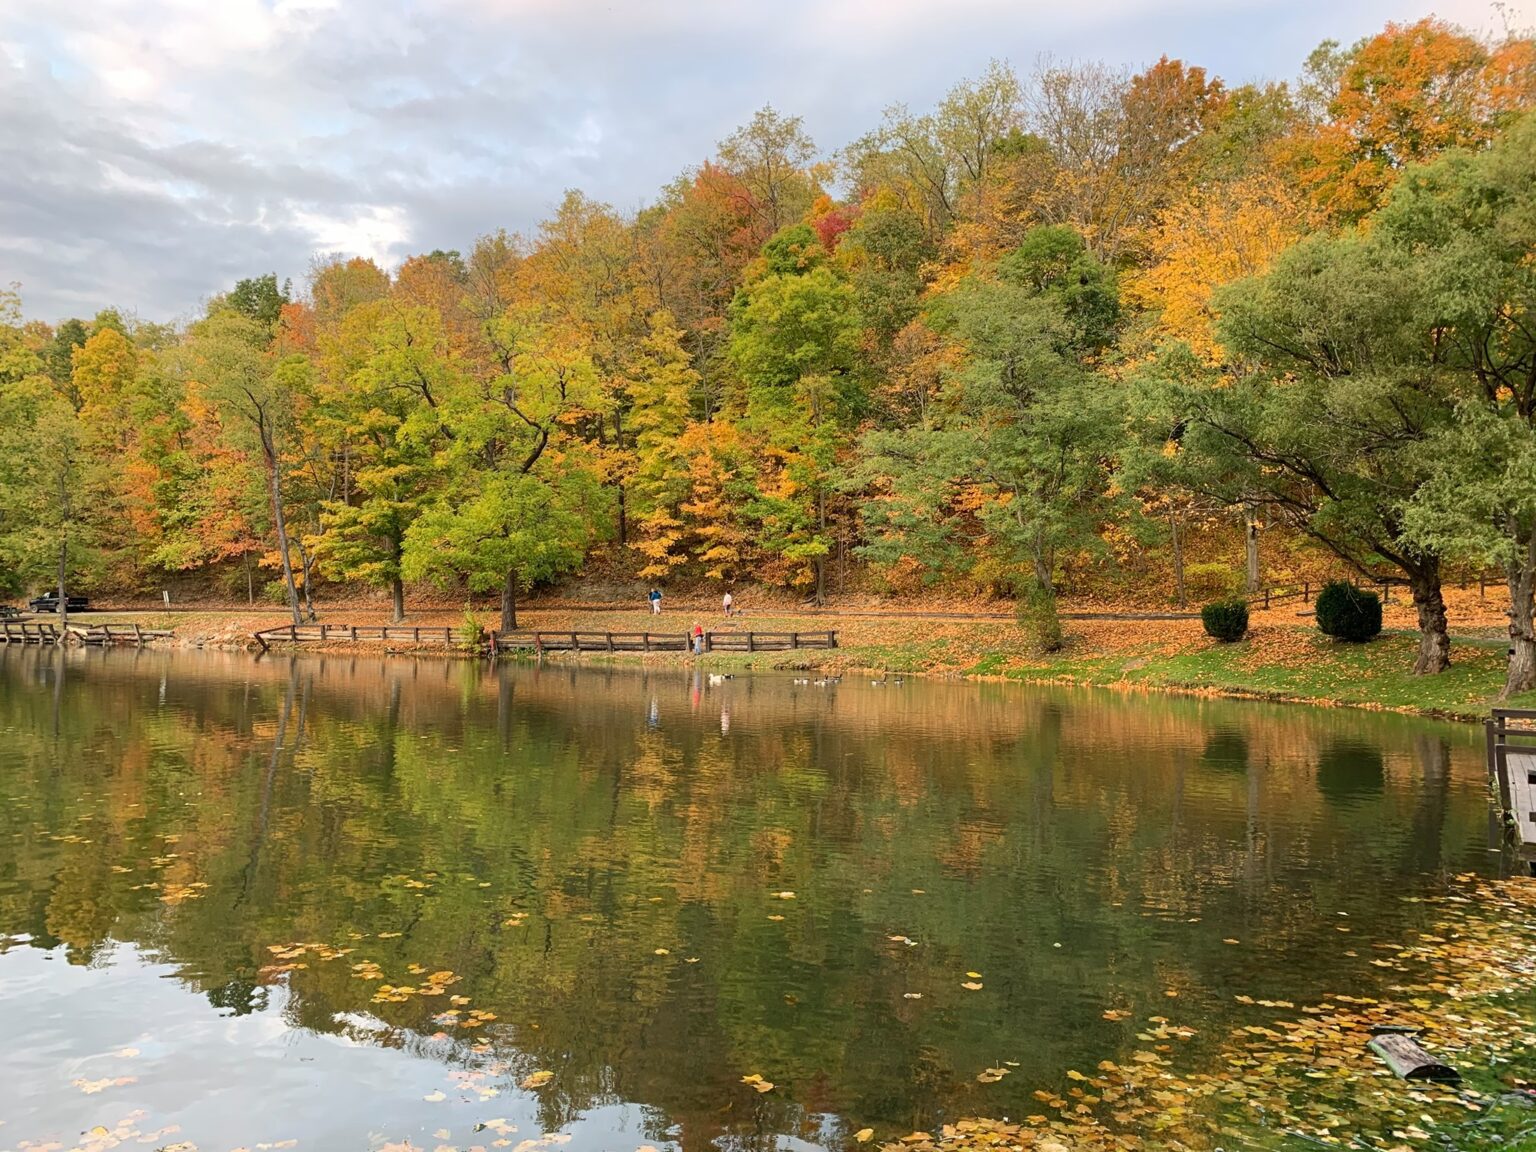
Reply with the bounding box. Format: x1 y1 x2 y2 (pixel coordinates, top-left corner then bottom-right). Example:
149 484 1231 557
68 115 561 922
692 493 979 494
5 16 1536 688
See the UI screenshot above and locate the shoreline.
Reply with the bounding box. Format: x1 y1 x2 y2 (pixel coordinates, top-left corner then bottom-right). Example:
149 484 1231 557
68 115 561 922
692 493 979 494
15 590 1526 724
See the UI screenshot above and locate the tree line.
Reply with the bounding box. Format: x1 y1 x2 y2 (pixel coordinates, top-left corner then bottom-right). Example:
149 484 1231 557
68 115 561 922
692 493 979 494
3 17 1536 691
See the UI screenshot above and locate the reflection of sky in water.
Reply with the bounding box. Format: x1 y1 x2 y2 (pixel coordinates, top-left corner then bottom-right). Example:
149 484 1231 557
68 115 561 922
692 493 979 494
0 649 1511 1150
0 941 706 1150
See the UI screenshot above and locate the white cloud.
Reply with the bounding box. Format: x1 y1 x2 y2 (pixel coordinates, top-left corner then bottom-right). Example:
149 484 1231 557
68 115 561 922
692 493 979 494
0 0 1531 321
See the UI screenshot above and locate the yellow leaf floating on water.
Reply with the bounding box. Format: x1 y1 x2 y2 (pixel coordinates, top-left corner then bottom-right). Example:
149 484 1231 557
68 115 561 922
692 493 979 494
854 1129 874 1143
774 891 796 899
767 914 785 922
965 971 981 979
740 1073 775 1093
903 992 922 999
1066 1069 1088 1081
1102 1009 1132 1021
520 1070 554 1090
961 981 983 991
423 1090 446 1102
654 948 670 955
976 1066 1010 1084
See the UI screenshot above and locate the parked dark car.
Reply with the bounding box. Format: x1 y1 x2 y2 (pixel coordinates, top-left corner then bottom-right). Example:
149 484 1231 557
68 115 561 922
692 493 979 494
28 594 90 613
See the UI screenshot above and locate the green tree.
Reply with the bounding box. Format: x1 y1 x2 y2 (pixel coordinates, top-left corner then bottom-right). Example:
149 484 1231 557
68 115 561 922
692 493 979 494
182 311 308 625
1385 117 1536 693
227 274 293 332
401 312 611 630
860 227 1122 601
728 225 862 600
1143 231 1457 675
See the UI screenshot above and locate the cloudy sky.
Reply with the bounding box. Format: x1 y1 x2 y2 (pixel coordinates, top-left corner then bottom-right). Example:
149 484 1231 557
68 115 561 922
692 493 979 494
0 0 1529 323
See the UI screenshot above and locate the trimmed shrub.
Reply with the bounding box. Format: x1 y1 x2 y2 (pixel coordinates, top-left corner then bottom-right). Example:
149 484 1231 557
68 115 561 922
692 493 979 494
1201 598 1249 642
1017 583 1064 653
1315 581 1382 642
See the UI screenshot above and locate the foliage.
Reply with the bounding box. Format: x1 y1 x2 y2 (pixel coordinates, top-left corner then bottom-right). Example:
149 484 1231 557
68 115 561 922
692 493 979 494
1200 598 1248 642
0 16 1532 677
1315 581 1382 642
1017 581 1063 652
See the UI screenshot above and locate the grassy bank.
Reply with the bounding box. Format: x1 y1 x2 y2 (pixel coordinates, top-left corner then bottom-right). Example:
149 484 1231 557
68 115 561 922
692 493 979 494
68 600 1532 721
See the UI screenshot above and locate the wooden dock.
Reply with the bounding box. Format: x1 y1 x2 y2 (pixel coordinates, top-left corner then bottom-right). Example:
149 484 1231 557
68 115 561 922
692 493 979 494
1486 708 1536 861
0 621 171 647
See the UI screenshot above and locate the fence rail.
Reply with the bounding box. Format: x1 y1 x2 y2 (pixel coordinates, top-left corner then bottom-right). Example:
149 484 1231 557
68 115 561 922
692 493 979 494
0 621 170 647
1486 708 1536 850
253 623 461 652
490 629 838 655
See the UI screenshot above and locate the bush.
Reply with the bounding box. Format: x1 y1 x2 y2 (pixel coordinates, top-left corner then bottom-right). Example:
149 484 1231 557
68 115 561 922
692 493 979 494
1017 582 1064 653
458 609 485 652
1185 562 1239 600
1315 581 1382 642
1201 599 1249 642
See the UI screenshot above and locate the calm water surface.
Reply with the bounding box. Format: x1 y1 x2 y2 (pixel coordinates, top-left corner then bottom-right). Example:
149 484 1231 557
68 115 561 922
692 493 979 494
0 648 1512 1150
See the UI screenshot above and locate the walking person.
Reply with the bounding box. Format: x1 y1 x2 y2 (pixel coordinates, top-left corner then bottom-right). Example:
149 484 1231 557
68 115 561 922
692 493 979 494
648 587 662 615
692 622 705 655
722 590 733 617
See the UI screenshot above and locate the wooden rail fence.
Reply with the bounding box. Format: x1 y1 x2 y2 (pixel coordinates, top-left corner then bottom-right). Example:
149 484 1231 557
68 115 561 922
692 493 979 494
253 623 460 652
492 629 837 654
253 623 838 657
0 621 171 647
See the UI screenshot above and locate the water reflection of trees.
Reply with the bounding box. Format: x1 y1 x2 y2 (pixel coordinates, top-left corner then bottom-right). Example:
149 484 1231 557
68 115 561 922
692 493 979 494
0 649 1494 1148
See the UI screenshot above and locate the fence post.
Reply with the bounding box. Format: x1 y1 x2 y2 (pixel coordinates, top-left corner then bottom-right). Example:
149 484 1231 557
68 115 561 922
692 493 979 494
1303 581 1310 603
606 632 614 652
1264 588 1270 609
413 626 420 644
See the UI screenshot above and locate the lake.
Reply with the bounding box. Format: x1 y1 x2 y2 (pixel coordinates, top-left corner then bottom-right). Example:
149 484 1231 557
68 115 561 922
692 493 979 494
0 647 1516 1151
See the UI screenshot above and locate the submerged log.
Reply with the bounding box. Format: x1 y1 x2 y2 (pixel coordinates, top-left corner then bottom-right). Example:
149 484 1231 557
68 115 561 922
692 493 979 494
1367 1031 1459 1082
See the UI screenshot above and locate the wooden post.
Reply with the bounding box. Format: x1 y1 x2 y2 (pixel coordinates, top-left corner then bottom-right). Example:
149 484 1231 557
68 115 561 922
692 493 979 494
1303 581 1310 603
413 626 421 644
444 627 452 647
1264 588 1271 609
606 632 614 652
133 623 143 647
747 632 755 653
290 624 297 641
790 631 799 648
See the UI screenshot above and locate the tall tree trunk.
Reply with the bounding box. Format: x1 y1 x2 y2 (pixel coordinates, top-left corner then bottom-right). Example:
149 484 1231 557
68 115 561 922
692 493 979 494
264 434 302 627
1407 559 1451 676
390 576 405 623
616 483 628 547
1504 529 1536 697
297 538 317 621
501 567 518 632
1244 513 1260 594
56 536 68 633
245 554 255 606
1033 549 1054 596
1170 513 1186 608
